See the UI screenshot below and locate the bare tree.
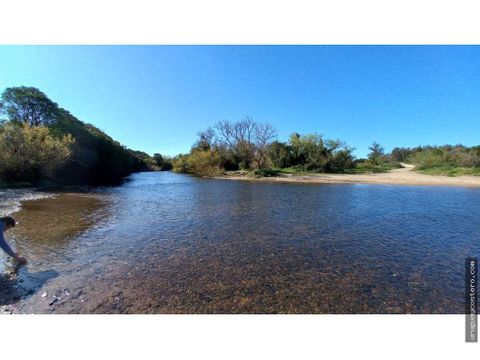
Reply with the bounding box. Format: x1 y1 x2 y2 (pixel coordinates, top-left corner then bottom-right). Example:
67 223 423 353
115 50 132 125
215 117 256 148
215 117 276 169
252 123 277 168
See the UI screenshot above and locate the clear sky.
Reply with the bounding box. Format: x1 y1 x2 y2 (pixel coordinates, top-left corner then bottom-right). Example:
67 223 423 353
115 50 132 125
0 45 479 158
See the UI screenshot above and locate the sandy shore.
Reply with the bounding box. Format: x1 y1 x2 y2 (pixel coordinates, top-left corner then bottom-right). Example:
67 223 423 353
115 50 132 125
215 164 480 188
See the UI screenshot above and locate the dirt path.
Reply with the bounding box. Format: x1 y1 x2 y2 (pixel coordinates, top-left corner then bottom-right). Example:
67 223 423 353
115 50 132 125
215 163 480 188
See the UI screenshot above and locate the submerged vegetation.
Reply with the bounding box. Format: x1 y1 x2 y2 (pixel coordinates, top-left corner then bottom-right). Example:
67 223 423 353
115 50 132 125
0 86 165 186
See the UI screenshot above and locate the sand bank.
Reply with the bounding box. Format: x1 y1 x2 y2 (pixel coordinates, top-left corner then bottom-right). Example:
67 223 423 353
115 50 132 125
215 164 480 188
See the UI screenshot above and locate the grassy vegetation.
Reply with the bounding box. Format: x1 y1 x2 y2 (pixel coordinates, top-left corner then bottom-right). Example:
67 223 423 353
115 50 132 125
416 167 480 177
347 161 403 174
261 163 402 176
271 167 318 175
389 145 480 177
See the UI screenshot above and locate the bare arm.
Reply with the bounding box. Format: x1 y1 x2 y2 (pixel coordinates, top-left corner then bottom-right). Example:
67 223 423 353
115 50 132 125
0 223 17 258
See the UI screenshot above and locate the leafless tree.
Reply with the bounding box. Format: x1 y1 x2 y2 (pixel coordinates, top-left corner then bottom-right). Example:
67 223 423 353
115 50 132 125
252 123 277 168
215 117 256 148
215 117 276 169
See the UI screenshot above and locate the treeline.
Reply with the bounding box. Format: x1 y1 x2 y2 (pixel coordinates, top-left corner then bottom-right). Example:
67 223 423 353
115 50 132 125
389 145 480 169
176 118 480 178
172 118 366 176
0 87 165 186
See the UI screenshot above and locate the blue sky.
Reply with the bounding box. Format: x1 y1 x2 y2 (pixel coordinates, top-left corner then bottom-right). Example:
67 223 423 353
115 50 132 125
0 45 479 158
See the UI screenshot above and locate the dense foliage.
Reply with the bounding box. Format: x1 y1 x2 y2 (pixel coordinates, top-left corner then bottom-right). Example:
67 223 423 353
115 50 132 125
0 123 74 183
153 153 173 171
0 87 58 127
0 86 158 186
389 145 480 170
172 119 357 176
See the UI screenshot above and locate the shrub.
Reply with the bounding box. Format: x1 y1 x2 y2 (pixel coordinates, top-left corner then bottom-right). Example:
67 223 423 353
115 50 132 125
406 145 480 170
0 123 74 184
172 151 223 177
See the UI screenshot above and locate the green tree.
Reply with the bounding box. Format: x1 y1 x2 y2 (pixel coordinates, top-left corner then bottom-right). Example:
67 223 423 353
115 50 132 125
0 87 59 126
368 142 385 165
268 141 292 168
153 153 173 170
289 133 328 171
390 147 411 162
193 128 215 151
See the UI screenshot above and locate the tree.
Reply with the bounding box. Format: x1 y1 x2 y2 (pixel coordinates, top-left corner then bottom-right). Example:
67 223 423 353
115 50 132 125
0 123 74 183
153 153 165 166
215 118 276 169
215 118 256 169
193 128 216 151
215 117 276 169
153 153 173 170
289 133 328 171
251 122 277 168
268 141 292 168
368 142 385 164
390 147 411 162
0 87 59 126
286 133 355 172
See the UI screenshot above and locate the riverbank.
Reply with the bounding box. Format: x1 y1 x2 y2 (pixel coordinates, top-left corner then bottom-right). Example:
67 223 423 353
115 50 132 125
214 164 480 188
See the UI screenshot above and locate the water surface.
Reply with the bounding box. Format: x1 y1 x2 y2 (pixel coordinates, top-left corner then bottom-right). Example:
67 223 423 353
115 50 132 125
1 172 479 313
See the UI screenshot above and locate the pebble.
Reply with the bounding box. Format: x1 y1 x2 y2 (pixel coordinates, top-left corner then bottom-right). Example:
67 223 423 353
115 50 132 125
49 297 59 306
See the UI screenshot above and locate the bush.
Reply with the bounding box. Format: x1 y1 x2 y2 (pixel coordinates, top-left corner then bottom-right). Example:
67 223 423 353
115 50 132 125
407 145 480 170
0 123 73 184
172 150 223 177
268 141 292 168
288 133 355 172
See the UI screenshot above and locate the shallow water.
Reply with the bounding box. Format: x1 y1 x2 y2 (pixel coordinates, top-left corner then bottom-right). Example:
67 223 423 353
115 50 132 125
1 172 479 313
0 188 54 217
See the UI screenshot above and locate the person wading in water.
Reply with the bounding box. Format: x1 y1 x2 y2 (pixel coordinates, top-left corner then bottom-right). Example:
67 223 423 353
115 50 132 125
0 216 27 265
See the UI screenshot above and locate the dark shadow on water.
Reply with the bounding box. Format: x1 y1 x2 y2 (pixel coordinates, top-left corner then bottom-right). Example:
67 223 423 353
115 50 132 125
0 267 59 305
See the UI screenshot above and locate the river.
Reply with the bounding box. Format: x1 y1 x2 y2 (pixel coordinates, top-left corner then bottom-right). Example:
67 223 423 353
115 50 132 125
1 171 479 313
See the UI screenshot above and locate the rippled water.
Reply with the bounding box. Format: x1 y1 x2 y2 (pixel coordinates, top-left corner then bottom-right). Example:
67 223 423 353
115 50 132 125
0 188 54 216
1 172 480 313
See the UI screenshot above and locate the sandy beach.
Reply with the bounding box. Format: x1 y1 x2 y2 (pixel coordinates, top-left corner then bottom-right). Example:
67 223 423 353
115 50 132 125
215 164 480 188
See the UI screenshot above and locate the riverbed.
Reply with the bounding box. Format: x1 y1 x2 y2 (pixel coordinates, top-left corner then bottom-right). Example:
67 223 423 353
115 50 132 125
1 172 479 313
